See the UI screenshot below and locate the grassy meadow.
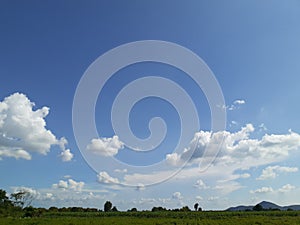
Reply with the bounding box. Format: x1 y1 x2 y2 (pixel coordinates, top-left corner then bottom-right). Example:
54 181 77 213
1 211 300 225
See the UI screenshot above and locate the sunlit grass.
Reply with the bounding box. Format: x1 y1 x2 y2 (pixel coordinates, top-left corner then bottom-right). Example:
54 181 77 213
1 211 300 225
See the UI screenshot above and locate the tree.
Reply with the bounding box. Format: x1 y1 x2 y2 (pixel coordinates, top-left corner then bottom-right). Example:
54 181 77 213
194 203 199 211
10 190 34 208
253 204 263 211
152 206 167 212
0 189 8 205
104 201 112 212
128 207 137 212
111 206 118 212
180 206 191 212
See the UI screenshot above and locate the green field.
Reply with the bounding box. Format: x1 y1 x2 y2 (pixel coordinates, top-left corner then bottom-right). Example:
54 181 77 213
1 211 300 225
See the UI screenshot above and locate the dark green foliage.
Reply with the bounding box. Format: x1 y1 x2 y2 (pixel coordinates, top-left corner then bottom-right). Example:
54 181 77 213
194 203 199 211
48 206 58 212
253 204 263 211
179 206 191 212
152 206 167 212
128 208 138 212
104 201 112 212
0 190 8 204
23 206 44 217
0 189 22 217
111 206 118 212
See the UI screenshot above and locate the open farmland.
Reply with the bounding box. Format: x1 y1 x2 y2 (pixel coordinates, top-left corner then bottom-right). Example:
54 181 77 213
1 211 300 225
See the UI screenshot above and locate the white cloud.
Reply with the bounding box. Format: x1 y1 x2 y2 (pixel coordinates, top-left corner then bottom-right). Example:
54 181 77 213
223 99 246 111
68 179 84 191
58 137 73 162
278 184 296 193
170 124 300 170
60 149 73 162
172 192 183 200
257 166 298 180
45 193 53 199
250 186 274 194
86 136 124 157
166 153 181 166
114 169 128 173
52 179 84 191
0 149 31 160
208 196 219 201
196 196 203 201
122 124 300 198
97 171 120 184
230 121 238 127
251 184 296 194
52 180 68 190
239 173 251 179
233 100 245 105
276 166 298 173
0 93 72 161
194 179 209 189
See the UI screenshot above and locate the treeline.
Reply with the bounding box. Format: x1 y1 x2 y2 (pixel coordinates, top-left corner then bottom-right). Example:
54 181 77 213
1 188 205 218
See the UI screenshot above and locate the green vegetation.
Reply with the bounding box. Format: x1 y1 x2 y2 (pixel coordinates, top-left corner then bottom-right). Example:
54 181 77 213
1 188 300 224
1 211 300 225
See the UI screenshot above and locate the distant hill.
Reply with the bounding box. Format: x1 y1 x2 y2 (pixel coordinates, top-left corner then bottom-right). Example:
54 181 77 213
226 201 300 211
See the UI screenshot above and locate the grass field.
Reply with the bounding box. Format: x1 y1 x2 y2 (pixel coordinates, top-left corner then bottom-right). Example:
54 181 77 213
1 211 300 225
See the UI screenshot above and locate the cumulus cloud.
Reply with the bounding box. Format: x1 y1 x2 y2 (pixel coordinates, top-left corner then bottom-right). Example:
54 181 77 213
52 179 84 191
251 184 296 194
0 93 72 161
172 192 183 200
97 171 120 184
169 124 300 169
86 136 124 157
60 149 73 162
121 123 300 193
257 166 298 180
194 179 209 189
250 186 274 194
68 179 85 191
58 137 73 162
53 180 68 189
278 184 296 193
166 153 181 166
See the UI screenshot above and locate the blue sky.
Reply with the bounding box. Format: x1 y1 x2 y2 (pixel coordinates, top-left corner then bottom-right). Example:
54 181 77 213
1 0 300 210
